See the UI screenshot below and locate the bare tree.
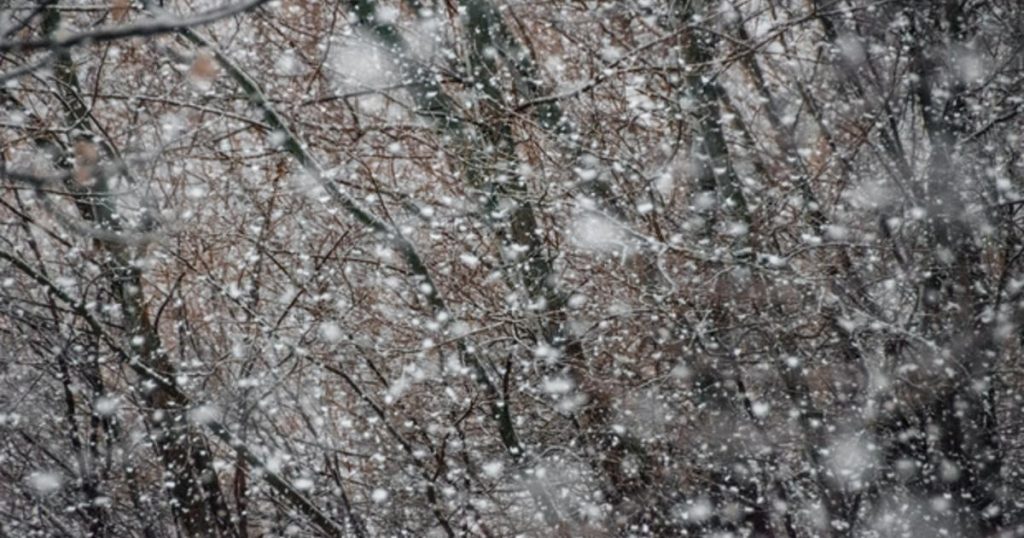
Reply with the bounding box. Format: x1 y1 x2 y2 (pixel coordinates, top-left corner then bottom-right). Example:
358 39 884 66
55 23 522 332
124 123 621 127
3 0 1024 536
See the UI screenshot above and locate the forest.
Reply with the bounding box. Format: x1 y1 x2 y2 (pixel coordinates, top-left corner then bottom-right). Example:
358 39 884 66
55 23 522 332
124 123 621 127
2 0 1024 536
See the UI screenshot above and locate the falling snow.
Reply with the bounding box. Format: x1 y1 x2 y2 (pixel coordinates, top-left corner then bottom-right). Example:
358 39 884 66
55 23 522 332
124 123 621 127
1 1 1023 536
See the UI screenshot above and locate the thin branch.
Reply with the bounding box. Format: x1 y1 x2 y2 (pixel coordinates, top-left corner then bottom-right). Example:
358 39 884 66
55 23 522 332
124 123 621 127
0 0 270 53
